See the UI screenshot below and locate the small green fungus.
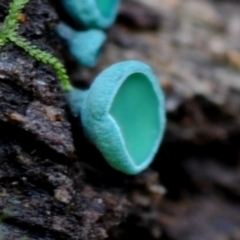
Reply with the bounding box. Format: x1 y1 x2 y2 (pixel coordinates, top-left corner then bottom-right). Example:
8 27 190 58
67 61 166 174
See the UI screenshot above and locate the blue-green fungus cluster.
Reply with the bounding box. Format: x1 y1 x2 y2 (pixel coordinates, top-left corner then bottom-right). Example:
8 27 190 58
0 0 166 175
66 61 166 175
58 0 120 68
58 0 166 174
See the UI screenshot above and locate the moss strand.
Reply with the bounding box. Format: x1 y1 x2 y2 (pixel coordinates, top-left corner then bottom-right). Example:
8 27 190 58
10 34 72 90
2 0 29 35
0 0 72 91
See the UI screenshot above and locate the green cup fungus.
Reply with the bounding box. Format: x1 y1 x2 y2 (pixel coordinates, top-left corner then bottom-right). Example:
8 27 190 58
61 0 120 29
66 60 166 174
56 22 106 68
0 0 166 174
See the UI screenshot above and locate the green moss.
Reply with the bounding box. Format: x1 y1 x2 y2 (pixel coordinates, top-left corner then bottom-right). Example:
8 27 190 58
0 0 72 91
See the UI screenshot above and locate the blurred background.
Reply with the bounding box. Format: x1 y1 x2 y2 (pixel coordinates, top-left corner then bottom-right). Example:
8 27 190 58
102 0 240 239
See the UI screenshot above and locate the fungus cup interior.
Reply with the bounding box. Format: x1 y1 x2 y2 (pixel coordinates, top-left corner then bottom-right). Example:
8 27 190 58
95 0 117 18
109 72 160 166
